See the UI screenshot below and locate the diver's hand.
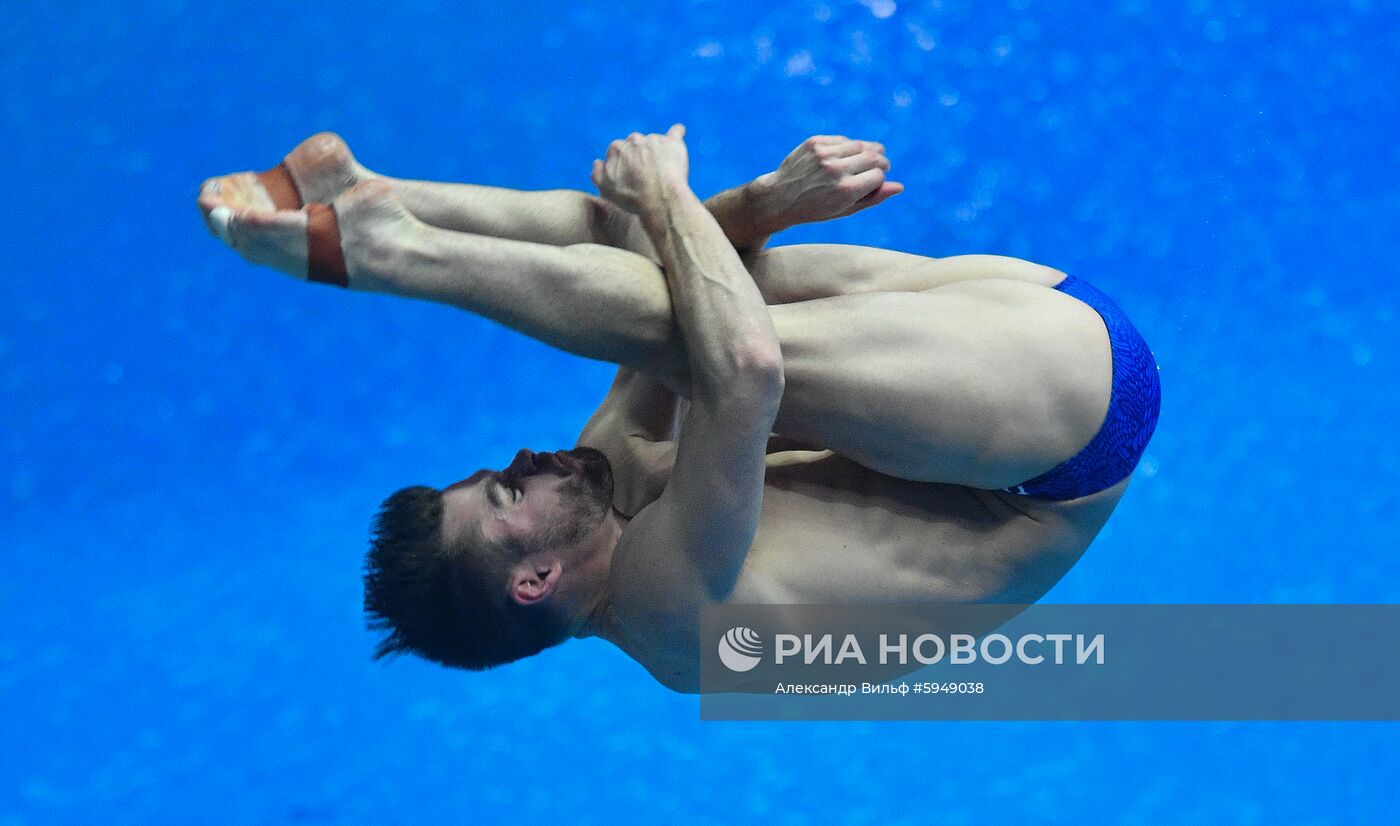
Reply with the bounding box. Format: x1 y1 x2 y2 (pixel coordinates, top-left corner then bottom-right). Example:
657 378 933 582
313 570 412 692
591 124 690 215
751 135 903 229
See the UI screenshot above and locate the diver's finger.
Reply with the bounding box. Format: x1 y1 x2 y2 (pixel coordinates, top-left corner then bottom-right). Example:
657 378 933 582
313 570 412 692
835 151 892 174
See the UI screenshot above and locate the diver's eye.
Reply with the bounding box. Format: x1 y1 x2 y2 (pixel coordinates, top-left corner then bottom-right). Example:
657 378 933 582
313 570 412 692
499 482 521 504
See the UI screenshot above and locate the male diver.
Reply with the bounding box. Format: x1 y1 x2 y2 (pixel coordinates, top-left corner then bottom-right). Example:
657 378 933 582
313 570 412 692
197 126 1159 692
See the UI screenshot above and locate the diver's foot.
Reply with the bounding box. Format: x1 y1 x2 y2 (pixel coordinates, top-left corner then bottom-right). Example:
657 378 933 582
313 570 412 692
204 179 416 290
333 179 421 291
203 200 312 279
196 132 369 224
279 131 370 204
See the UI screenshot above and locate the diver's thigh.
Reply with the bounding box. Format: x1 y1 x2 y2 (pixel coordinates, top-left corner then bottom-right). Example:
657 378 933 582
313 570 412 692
755 245 1065 303
754 244 940 303
769 279 1111 487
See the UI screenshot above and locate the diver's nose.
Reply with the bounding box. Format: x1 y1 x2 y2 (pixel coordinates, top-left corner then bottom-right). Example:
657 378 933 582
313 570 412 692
507 448 537 477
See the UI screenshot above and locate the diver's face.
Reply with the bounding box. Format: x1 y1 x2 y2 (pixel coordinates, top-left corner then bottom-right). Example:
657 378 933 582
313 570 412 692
441 446 614 554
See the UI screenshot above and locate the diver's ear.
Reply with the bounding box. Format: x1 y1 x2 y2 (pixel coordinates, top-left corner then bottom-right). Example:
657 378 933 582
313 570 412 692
509 558 562 606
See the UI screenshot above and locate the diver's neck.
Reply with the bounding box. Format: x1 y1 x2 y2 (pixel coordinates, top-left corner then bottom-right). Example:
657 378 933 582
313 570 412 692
570 508 628 641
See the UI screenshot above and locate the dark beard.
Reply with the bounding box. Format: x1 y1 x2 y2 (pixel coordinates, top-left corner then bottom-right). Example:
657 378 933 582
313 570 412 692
519 446 615 553
563 445 614 503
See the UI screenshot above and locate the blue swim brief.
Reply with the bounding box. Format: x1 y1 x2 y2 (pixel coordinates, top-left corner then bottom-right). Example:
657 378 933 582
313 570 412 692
1003 275 1162 500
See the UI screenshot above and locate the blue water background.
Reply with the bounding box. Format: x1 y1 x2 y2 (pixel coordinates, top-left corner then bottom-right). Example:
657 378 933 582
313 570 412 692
2 0 1397 821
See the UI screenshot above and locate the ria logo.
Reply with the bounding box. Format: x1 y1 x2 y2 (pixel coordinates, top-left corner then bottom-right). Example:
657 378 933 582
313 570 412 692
718 626 763 672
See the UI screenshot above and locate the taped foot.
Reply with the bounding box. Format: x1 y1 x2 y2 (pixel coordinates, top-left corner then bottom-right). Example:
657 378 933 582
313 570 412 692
198 132 364 227
202 177 409 289
306 203 347 287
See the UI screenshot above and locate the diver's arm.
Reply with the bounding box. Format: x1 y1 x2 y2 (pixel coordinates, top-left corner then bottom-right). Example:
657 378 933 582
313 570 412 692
706 135 903 256
701 183 775 259
593 126 782 598
605 135 902 262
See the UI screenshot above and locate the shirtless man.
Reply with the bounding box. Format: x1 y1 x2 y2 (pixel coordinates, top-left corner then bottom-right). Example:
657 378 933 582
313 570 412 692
197 126 1160 692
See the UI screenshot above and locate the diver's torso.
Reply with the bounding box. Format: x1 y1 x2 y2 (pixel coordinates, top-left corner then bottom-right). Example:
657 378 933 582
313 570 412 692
606 437 1125 691
736 445 1121 604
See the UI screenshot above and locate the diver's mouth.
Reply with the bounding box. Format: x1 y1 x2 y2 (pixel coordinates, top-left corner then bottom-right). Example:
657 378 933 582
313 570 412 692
505 449 576 483
502 447 608 492
533 451 572 475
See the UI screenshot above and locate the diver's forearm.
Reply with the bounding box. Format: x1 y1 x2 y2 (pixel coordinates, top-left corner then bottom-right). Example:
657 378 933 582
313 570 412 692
702 181 780 257
640 180 784 401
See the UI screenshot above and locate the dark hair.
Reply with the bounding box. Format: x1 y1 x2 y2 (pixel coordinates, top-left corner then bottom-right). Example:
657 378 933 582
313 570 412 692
363 485 571 670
